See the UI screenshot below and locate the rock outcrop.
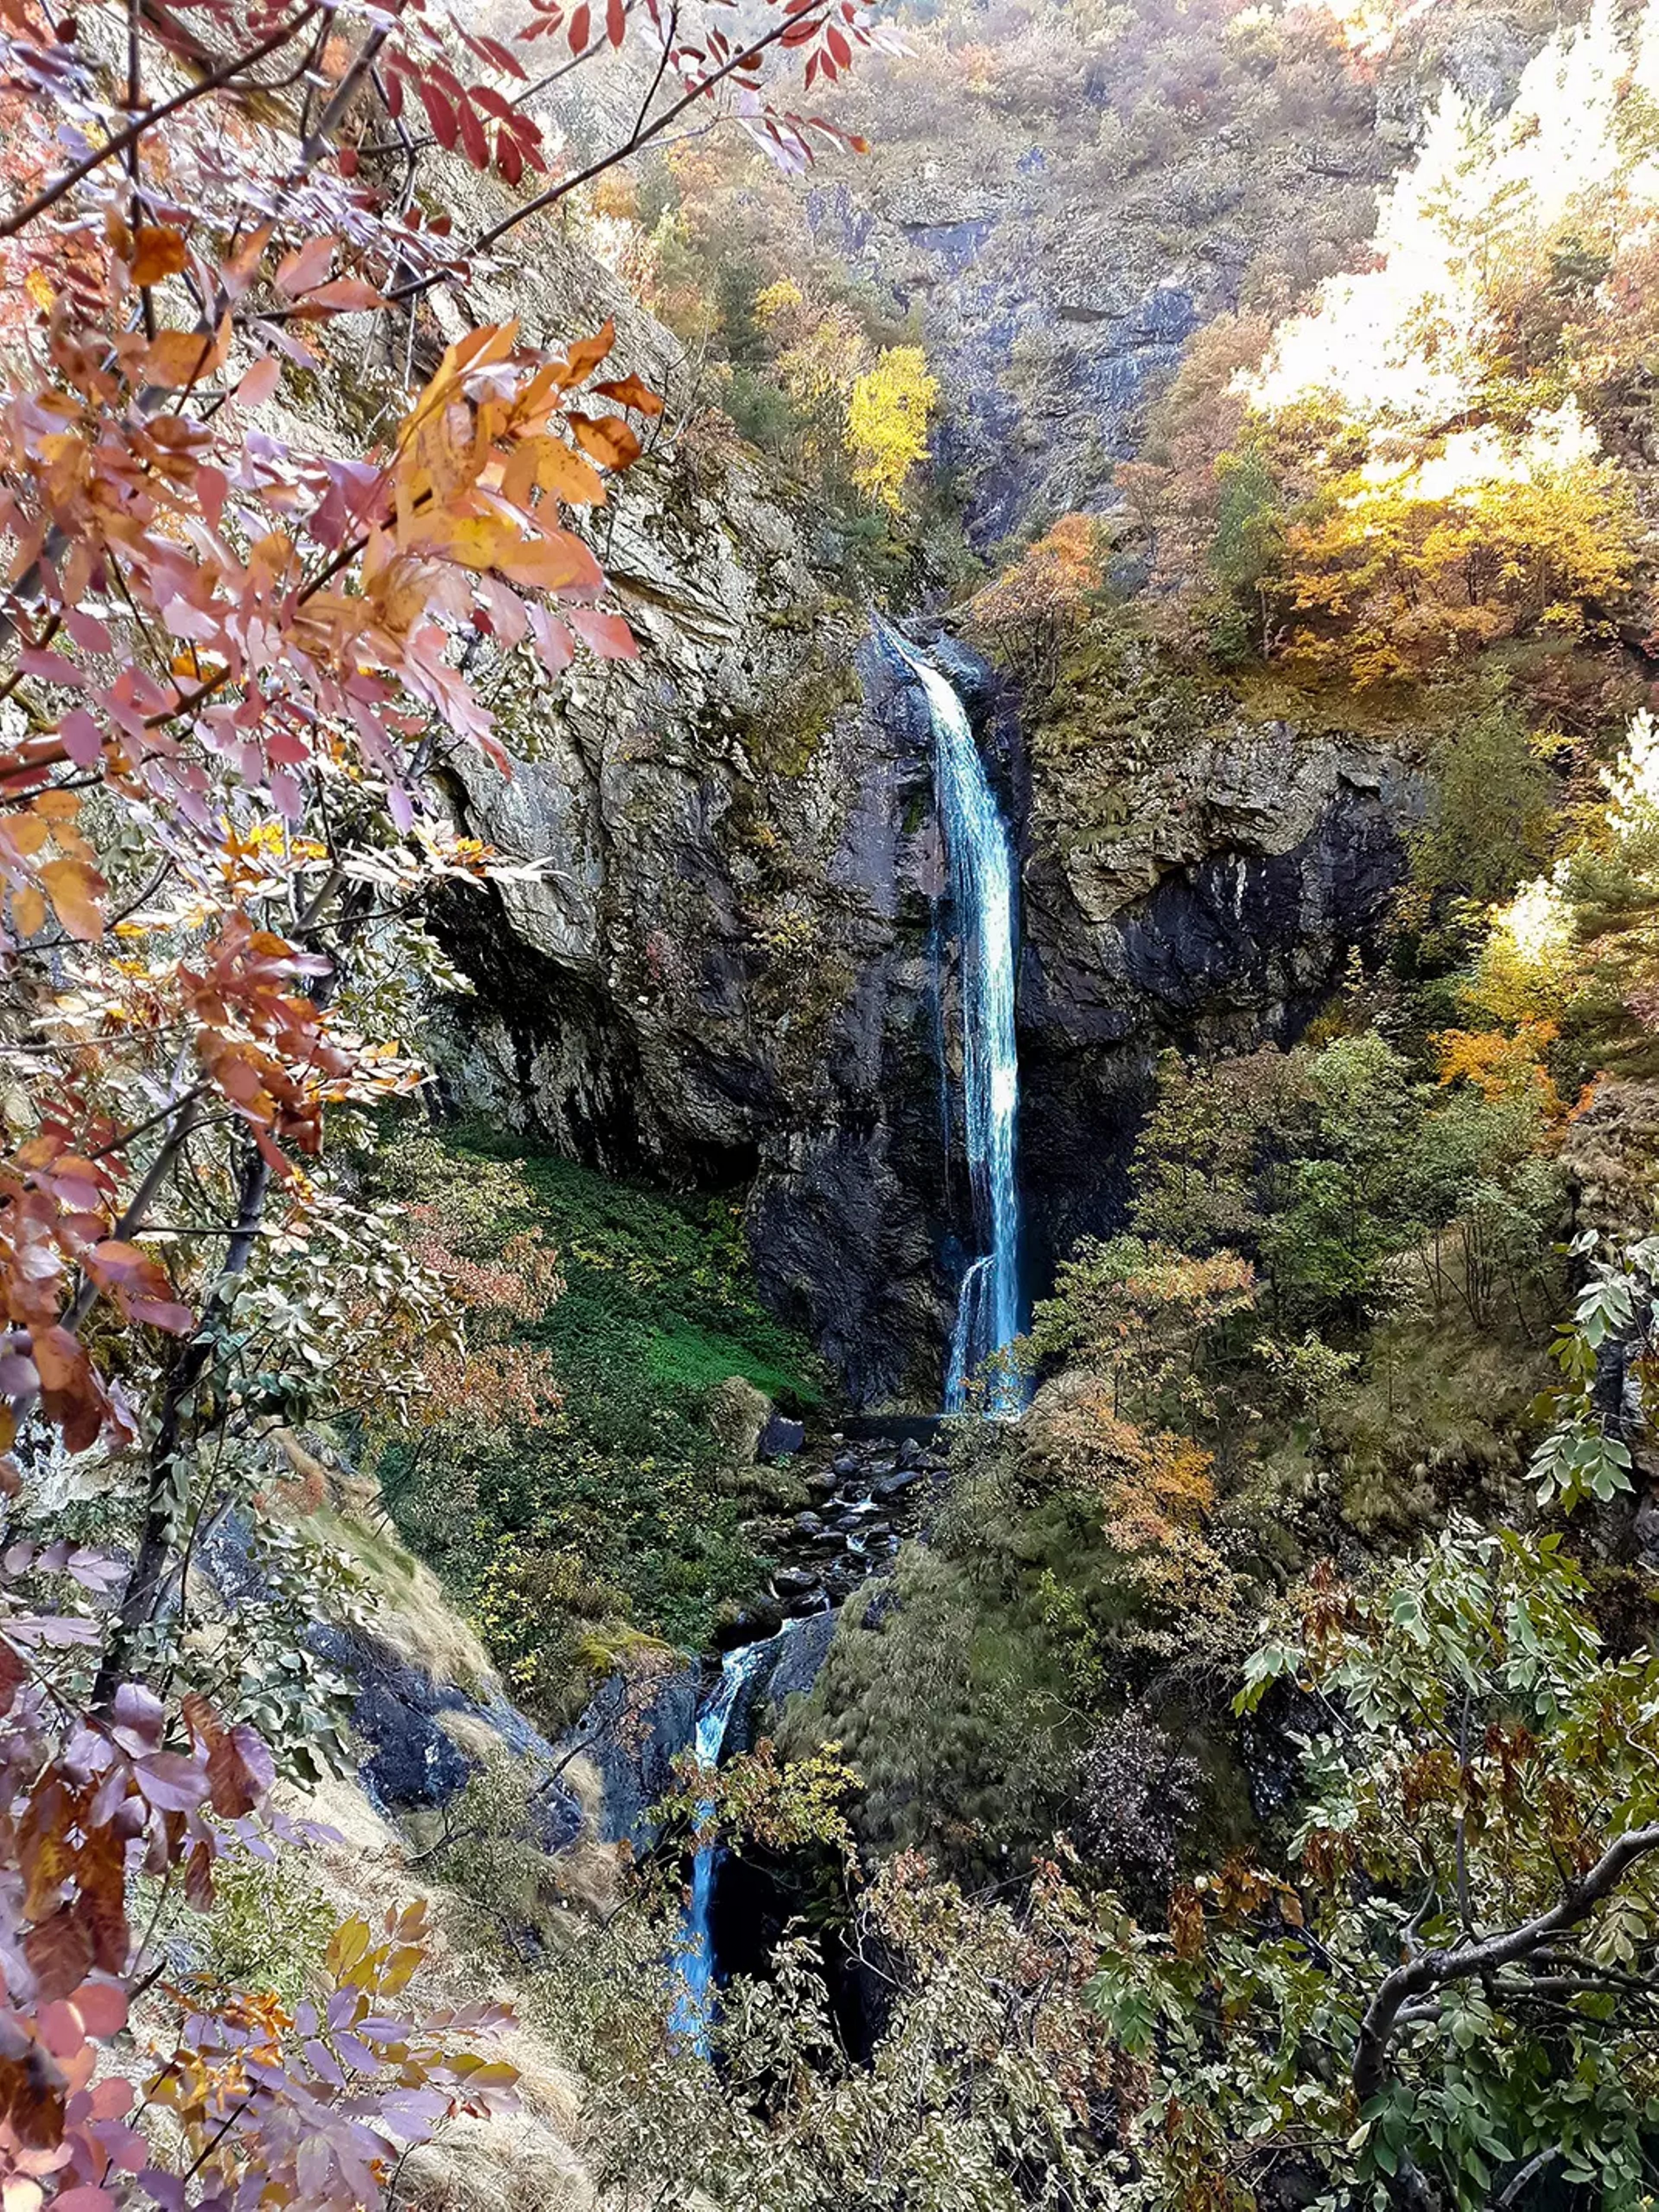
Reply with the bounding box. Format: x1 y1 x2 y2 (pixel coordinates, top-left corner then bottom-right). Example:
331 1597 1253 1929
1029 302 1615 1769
1018 712 1427 1271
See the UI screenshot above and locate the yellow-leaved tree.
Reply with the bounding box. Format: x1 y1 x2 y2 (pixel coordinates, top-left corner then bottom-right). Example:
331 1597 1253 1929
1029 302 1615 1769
846 345 939 511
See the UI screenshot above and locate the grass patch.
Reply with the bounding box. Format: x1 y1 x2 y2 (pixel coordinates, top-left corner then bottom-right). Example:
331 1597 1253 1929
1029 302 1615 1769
367 1118 824 1697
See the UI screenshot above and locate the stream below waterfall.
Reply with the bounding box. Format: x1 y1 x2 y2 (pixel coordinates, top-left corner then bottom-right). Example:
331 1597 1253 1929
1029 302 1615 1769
670 1627 796 2053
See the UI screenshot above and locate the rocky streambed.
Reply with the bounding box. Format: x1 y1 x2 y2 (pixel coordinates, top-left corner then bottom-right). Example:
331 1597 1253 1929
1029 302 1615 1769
723 1426 949 1642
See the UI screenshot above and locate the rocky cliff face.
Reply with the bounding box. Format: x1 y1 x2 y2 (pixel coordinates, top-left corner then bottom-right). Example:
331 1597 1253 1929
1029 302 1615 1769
804 0 1566 545
1017 713 1427 1275
422 112 1431 1406
430 302 966 1400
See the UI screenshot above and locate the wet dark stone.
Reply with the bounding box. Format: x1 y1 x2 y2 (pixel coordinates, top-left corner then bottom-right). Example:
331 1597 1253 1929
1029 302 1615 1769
760 1412 806 1459
573 1656 703 1847
758 1608 839 1707
873 1470 922 1501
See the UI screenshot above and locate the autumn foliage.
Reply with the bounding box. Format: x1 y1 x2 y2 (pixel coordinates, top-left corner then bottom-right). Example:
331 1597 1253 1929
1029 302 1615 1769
967 511 1106 690
0 0 881 2197
1115 5 1659 691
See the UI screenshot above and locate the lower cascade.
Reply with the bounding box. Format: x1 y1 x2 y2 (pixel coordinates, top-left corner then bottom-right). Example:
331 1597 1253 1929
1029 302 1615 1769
670 1627 795 2051
896 639 1027 1412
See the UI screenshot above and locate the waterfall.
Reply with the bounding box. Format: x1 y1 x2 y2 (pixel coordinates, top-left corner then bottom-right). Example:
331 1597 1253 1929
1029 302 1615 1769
670 1629 790 2053
894 640 1026 1414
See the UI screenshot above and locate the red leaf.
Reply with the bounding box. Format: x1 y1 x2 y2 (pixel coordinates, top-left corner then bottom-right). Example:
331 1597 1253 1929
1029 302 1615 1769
207 1725 273 1819
456 96 489 169
526 604 572 675
70 1980 127 2039
26 1906 94 2001
135 1752 208 1815
417 76 459 150
302 277 386 312
474 31 528 77
496 125 523 185
63 609 111 655
58 710 103 769
570 607 636 659
0 1642 24 1718
272 234 335 298
606 0 624 44
568 2 589 51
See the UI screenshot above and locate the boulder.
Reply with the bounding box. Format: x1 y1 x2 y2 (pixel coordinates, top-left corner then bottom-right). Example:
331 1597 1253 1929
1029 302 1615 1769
702 1375 772 1465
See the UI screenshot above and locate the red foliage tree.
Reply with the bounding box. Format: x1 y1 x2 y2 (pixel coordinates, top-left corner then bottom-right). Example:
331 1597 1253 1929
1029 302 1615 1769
0 0 883 2196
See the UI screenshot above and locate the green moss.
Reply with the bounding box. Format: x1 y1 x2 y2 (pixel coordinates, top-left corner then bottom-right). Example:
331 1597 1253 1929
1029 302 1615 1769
728 646 860 780
372 1120 823 1684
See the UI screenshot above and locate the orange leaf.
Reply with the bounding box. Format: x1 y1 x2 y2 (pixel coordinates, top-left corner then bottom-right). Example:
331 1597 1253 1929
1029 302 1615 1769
130 227 188 287
554 320 615 388
0 812 50 859
497 530 604 597
592 372 663 416
141 318 230 390
38 858 104 942
11 885 44 937
569 413 640 469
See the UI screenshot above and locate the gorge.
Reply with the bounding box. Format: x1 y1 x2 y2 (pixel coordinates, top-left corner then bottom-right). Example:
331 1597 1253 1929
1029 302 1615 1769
11 1 1659 2209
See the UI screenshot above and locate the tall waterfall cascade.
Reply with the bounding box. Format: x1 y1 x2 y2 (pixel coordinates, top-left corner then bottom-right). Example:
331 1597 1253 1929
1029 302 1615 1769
896 640 1027 1413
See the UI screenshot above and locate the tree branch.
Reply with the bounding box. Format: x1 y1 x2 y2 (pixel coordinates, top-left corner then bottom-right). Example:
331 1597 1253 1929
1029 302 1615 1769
387 6 831 302
0 7 324 239
1352 1821 1659 2110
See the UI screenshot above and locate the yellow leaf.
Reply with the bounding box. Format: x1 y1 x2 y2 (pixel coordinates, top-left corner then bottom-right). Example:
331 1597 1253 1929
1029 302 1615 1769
326 1916 371 1982
533 439 606 506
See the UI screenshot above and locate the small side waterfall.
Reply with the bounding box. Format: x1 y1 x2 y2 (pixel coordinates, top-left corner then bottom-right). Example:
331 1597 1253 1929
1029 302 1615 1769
670 1628 791 2052
896 640 1026 1413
